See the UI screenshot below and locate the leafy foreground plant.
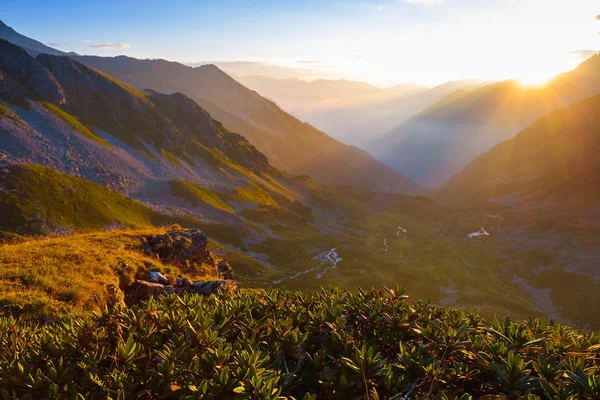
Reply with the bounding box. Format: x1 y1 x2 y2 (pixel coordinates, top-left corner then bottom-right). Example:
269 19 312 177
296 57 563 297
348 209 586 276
1 287 599 399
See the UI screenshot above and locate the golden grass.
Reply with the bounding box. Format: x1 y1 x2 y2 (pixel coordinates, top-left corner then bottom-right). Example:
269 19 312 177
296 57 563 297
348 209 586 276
0 228 215 320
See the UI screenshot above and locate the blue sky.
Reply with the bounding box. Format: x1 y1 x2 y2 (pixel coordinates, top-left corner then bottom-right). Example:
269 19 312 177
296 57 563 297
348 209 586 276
3 0 598 86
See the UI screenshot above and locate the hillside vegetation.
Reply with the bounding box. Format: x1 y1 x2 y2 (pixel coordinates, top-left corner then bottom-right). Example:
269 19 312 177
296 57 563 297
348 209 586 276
1 288 599 399
0 164 200 234
0 226 268 320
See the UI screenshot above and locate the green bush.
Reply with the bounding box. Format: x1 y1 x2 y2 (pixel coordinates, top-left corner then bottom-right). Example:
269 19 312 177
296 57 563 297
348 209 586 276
1 287 599 399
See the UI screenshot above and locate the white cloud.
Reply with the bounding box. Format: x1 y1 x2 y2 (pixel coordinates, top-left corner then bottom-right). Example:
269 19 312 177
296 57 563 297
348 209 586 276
84 40 92 43
92 43 132 49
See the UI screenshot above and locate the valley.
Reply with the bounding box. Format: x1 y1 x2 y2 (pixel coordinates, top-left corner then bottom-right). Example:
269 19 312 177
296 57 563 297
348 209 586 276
0 7 600 398
0 26 599 330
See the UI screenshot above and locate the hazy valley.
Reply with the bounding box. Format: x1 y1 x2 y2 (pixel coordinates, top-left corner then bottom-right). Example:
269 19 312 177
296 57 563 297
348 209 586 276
1 8 600 398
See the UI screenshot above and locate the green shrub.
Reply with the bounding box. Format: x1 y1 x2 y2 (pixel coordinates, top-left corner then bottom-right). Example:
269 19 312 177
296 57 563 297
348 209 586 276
1 287 599 399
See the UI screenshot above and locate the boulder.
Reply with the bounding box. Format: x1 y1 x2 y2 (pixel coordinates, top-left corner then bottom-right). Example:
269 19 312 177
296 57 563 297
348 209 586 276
217 260 233 279
193 280 237 295
148 271 170 285
129 279 174 302
139 227 212 270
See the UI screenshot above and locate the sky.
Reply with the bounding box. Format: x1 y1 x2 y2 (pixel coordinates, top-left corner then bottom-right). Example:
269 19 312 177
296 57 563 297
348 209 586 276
2 0 599 87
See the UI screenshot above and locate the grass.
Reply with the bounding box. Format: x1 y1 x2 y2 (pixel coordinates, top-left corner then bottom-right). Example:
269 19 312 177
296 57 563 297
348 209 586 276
0 226 264 321
170 180 234 213
39 102 111 148
0 101 24 126
0 229 170 320
230 183 279 208
0 101 9 121
0 164 202 234
160 148 185 167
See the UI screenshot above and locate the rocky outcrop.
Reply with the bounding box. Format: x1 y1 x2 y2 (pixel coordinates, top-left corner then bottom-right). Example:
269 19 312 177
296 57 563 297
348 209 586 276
129 279 175 302
217 260 233 280
139 227 216 271
127 227 237 303
127 277 237 303
0 39 66 105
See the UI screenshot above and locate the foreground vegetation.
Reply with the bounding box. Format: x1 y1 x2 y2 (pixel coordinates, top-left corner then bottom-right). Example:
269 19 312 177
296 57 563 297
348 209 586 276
1 287 599 399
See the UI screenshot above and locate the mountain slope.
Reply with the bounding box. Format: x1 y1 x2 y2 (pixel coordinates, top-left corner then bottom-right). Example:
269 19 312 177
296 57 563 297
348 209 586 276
238 75 426 115
0 20 65 56
376 55 600 186
432 94 600 219
69 54 423 194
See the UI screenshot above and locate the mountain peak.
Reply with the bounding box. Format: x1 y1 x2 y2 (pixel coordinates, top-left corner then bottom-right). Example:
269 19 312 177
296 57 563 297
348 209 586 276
0 19 64 56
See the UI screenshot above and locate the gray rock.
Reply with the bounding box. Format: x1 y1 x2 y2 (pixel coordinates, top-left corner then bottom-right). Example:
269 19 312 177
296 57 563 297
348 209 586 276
148 271 170 285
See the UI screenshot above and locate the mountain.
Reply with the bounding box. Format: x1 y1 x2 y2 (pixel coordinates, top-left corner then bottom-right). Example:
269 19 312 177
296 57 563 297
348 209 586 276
0 20 421 194
237 75 427 116
67 55 422 194
3 34 600 328
375 55 600 187
306 79 485 147
432 94 600 222
0 20 65 56
1 37 581 325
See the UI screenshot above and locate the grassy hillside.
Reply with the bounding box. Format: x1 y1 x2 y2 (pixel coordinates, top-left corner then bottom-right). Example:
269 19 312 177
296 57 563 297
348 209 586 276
39 101 111 148
0 229 169 320
0 164 201 234
1 288 599 399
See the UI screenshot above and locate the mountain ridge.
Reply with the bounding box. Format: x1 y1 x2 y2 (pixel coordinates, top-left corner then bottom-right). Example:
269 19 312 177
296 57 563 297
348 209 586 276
431 94 600 221
69 54 424 195
0 20 66 57
374 55 600 186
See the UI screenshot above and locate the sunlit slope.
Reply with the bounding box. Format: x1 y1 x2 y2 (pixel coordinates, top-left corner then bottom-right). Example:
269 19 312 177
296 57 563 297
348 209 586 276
432 94 600 214
377 55 600 186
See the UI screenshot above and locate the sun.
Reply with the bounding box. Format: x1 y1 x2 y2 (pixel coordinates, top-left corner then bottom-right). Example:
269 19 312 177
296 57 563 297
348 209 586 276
514 69 558 87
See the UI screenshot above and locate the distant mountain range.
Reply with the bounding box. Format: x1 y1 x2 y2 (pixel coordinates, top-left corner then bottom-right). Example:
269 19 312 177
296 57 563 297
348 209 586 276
305 79 485 147
237 75 427 116
432 94 600 221
374 54 600 186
